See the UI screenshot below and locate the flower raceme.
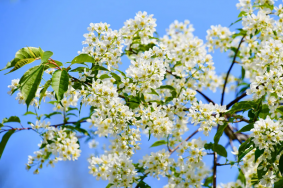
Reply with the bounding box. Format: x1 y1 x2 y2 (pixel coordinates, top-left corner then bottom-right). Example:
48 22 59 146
2 1 283 187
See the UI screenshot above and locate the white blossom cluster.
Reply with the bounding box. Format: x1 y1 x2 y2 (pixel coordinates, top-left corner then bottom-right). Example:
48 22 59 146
120 11 157 46
124 47 167 94
88 153 137 187
26 122 81 174
217 180 245 188
80 22 123 70
206 25 234 52
161 20 223 93
188 101 227 136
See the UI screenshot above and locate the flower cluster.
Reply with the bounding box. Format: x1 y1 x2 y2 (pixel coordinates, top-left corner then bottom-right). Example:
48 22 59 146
88 153 137 188
138 149 173 179
26 124 81 174
188 101 226 136
161 20 223 92
80 22 123 70
120 11 157 46
206 25 234 52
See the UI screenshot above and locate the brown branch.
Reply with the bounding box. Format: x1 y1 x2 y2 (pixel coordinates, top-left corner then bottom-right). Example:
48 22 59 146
221 35 245 106
213 151 217 188
196 90 215 105
226 92 247 109
169 129 199 155
0 121 87 133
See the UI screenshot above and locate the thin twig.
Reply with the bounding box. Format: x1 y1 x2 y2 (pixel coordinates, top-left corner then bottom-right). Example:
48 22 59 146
196 90 215 105
169 129 199 155
221 35 245 106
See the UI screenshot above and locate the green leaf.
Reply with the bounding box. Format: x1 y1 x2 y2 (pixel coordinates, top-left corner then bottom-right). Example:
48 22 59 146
228 100 257 114
93 65 109 71
277 106 283 116
19 65 40 86
214 123 227 146
71 54 94 64
203 175 213 187
148 88 159 96
237 168 246 185
204 142 214 150
274 179 283 188
238 146 254 162
41 51 53 63
0 130 15 159
105 183 113 188
70 67 88 73
255 148 264 163
51 69 69 101
241 67 245 80
236 124 254 133
20 65 44 108
110 72 121 82
2 116 21 124
6 58 36 74
2 47 43 73
23 111 36 116
158 85 177 98
39 79 52 104
150 140 167 148
99 74 111 80
279 154 283 175
44 112 62 119
66 113 77 117
238 11 247 18
62 125 89 136
229 18 242 27
114 69 127 78
238 137 252 155
214 144 227 157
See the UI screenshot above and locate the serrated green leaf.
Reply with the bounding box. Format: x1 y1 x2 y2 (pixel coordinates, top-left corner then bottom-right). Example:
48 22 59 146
23 111 36 116
20 65 44 108
237 168 246 185
51 69 69 101
44 112 62 119
275 179 283 188
99 74 111 80
93 65 109 71
62 125 89 136
1 47 43 73
238 146 254 162
6 58 35 74
71 54 94 64
255 148 264 163
149 88 159 96
105 183 113 188
110 72 121 82
19 65 40 86
236 124 254 133
41 51 53 63
39 79 52 104
70 67 88 73
279 154 283 175
214 144 227 157
241 67 245 80
214 124 227 146
0 130 15 159
2 116 21 124
150 140 167 148
204 142 214 150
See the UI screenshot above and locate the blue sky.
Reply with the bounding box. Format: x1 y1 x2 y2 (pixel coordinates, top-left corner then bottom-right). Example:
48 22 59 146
0 0 244 187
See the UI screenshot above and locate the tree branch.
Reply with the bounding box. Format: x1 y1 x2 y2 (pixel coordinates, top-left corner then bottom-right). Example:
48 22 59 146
226 92 247 109
220 35 245 106
196 90 215 105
